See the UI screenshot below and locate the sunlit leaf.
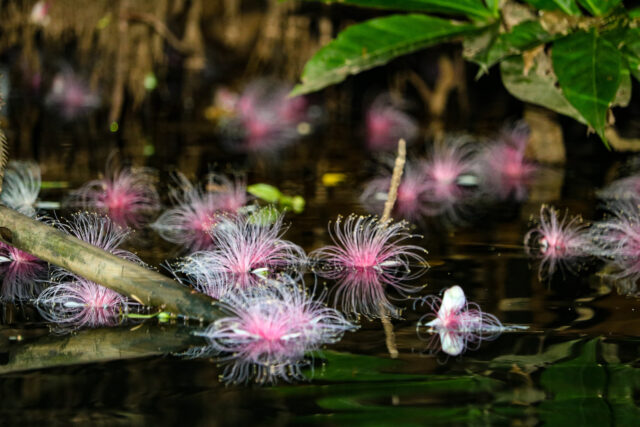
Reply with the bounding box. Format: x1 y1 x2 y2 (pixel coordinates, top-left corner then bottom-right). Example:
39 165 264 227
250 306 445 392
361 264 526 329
300 0 495 20
522 0 582 15
576 0 622 16
247 183 282 203
292 14 478 95
552 30 622 143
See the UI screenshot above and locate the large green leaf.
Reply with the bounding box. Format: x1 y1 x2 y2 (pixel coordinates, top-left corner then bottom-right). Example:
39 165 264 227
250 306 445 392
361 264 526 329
522 0 582 15
500 55 586 124
301 0 494 20
552 30 622 142
623 27 640 81
576 0 622 16
292 14 477 95
465 20 555 74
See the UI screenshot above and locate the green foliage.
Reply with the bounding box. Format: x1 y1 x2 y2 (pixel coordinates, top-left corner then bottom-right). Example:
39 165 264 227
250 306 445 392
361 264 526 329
291 14 477 96
247 183 305 213
295 0 640 147
301 0 496 20
522 0 581 15
552 30 622 143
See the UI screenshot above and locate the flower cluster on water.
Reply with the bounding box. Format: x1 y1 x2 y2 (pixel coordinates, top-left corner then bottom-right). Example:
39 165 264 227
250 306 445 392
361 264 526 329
361 127 538 225
0 152 522 385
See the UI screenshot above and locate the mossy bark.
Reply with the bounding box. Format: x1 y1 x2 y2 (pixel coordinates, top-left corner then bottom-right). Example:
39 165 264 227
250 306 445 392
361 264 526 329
0 206 223 322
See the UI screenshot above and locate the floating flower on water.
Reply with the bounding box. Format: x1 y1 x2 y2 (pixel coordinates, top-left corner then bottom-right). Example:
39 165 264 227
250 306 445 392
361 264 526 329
524 205 591 280
0 161 41 217
151 173 249 252
418 139 478 223
175 213 306 298
217 80 313 153
45 69 100 120
67 156 160 228
589 201 640 295
478 122 537 201
310 215 427 318
597 174 640 204
0 242 47 301
416 285 508 357
365 94 418 151
49 212 142 282
361 165 430 223
36 277 135 329
36 213 141 328
194 279 356 385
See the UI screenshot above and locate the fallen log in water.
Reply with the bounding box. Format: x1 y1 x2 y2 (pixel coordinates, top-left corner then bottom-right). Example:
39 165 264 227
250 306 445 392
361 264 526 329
0 206 223 322
0 324 200 374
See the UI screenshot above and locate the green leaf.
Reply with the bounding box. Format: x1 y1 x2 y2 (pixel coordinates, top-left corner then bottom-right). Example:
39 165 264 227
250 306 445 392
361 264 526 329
465 21 555 73
552 30 622 142
613 66 631 108
522 0 582 15
576 0 622 16
623 27 640 81
300 0 494 20
247 183 282 203
292 14 477 95
500 55 586 124
484 0 500 15
630 7 640 18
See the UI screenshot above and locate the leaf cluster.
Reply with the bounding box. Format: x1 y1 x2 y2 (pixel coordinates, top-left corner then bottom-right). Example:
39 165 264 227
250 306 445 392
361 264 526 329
294 0 640 147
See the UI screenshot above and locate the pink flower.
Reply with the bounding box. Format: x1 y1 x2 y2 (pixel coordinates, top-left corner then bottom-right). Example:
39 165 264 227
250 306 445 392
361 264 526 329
36 213 142 328
68 156 160 228
365 94 418 151
195 279 355 384
49 213 142 283
45 69 100 120
0 161 41 217
478 123 537 201
218 80 311 153
0 242 47 301
310 215 427 318
175 213 306 298
524 205 591 280
589 201 640 295
418 139 477 222
151 173 249 252
36 278 135 328
361 165 431 223
416 286 504 356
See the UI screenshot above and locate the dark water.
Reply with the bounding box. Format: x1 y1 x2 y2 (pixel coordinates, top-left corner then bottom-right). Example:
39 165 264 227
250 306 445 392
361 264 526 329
2 122 640 426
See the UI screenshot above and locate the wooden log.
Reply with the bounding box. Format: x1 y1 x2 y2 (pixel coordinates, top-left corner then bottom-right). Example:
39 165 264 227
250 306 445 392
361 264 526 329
0 206 223 322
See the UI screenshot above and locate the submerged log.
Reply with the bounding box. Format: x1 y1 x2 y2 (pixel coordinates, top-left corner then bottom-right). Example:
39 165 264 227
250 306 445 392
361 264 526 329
0 206 223 322
0 324 201 375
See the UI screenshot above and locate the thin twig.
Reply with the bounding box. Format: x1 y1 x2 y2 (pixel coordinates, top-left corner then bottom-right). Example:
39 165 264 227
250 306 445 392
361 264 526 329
379 139 406 359
381 139 406 223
